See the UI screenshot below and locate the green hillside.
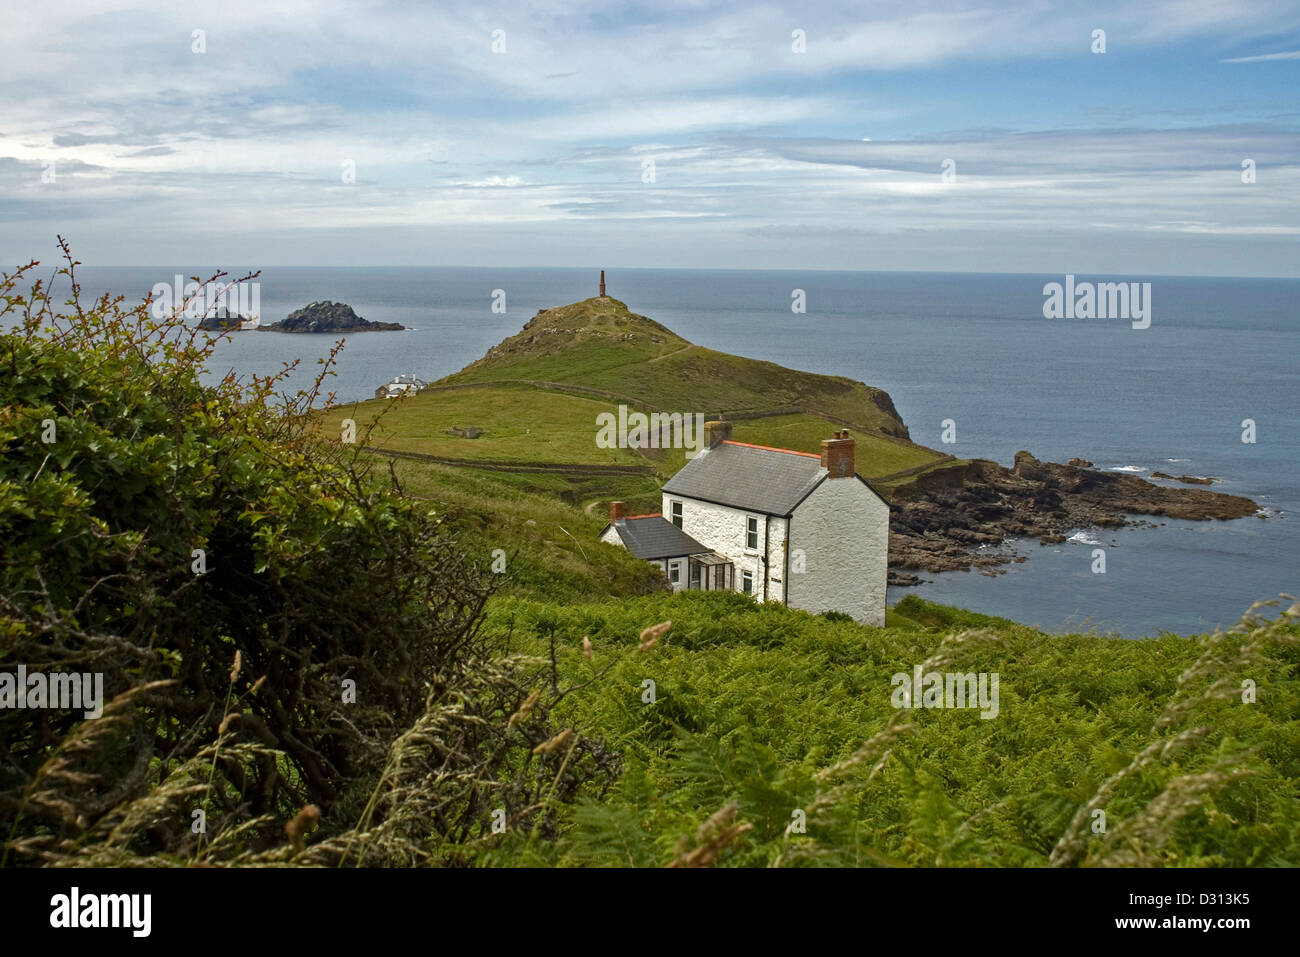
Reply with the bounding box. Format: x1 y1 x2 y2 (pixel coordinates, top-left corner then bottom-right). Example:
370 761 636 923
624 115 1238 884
319 297 953 502
475 591 1300 867
329 386 648 466
380 454 666 602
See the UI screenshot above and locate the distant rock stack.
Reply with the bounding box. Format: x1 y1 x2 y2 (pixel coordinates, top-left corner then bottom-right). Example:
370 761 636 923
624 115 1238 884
599 270 606 297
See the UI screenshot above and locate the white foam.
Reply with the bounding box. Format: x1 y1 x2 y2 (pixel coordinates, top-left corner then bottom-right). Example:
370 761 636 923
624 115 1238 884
1108 465 1146 473
1068 531 1103 546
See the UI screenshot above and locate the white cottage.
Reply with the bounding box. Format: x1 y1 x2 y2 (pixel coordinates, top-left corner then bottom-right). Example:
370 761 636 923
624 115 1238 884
599 421 890 626
374 374 428 399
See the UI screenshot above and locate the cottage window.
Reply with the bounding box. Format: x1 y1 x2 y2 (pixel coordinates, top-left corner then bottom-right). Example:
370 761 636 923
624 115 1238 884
746 516 759 550
741 570 754 595
668 560 680 583
670 500 683 528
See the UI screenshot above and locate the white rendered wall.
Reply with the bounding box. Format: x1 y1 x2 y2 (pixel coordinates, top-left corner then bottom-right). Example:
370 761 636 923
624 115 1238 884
787 478 889 626
765 514 788 604
661 492 787 602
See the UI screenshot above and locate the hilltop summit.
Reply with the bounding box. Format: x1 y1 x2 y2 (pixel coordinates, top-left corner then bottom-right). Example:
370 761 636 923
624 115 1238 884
447 295 910 439
469 297 689 369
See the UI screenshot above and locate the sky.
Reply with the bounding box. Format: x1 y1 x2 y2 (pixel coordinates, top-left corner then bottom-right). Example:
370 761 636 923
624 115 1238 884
1 0 1298 275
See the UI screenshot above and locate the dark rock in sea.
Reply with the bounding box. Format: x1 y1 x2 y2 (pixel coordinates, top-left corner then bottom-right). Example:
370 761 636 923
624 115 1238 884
1152 471 1215 485
887 570 925 587
260 300 403 333
197 306 256 331
885 452 1259 576
1067 457 1093 468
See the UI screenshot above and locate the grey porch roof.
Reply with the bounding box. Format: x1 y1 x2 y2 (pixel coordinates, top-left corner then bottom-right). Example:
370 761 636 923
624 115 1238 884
661 441 826 516
610 516 710 561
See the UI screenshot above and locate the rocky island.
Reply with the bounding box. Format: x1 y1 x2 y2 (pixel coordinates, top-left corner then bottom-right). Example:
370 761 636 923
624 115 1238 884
197 306 259 331
260 301 403 333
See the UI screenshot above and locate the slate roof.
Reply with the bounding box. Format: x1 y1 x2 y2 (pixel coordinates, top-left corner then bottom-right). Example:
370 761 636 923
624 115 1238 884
661 441 828 516
609 515 710 560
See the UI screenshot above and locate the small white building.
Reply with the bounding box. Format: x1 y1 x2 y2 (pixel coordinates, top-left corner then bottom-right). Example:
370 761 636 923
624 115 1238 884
374 374 428 399
599 421 890 626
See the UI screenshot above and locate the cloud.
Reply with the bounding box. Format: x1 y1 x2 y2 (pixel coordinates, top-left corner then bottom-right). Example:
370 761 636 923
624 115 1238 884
452 175 528 187
122 146 176 157
2 1 1299 273
1221 49 1300 62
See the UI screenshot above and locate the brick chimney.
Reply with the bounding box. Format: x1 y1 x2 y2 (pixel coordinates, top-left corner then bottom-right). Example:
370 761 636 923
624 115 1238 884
703 419 732 449
820 430 855 478
609 500 626 523
599 270 606 297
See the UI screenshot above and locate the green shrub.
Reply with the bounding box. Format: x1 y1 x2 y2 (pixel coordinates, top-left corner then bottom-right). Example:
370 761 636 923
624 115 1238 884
0 249 610 865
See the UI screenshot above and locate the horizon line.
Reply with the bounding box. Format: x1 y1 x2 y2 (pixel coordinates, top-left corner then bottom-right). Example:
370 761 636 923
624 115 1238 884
46 264 1300 282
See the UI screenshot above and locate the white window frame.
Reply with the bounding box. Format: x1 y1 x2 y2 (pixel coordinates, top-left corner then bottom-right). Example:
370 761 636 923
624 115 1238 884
670 500 683 528
745 516 759 551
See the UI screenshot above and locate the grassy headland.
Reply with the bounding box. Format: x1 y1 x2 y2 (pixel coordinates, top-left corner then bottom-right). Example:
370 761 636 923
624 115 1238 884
319 295 1255 585
319 296 957 524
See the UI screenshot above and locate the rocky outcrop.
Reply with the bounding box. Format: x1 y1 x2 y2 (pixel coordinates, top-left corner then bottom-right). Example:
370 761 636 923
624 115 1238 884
886 452 1258 579
865 387 910 440
1151 471 1215 485
197 306 254 330
261 301 403 333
